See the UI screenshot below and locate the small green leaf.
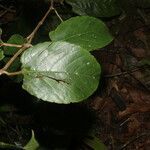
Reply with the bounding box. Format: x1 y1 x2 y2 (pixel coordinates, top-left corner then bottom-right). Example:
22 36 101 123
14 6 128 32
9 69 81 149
3 57 23 83
4 34 25 55
0 49 4 61
24 130 39 150
2 34 24 82
65 0 121 17
84 136 106 150
21 41 100 104
50 16 113 51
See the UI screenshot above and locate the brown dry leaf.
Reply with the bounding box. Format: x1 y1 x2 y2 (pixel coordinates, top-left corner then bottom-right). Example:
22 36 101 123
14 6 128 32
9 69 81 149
134 28 147 42
127 116 141 136
119 103 150 118
90 97 105 111
130 47 146 58
1 12 16 24
125 85 150 103
132 70 143 79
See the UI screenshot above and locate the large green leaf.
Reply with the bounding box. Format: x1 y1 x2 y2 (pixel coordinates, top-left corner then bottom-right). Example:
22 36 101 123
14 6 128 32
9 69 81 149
50 16 113 51
65 0 121 17
21 41 100 104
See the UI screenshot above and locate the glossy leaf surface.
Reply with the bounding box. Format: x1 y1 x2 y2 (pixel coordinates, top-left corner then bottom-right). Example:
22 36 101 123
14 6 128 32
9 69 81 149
21 41 100 103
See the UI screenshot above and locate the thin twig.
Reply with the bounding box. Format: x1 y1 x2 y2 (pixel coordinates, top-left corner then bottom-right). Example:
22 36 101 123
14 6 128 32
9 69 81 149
53 8 63 22
128 72 150 92
105 67 150 91
105 68 142 78
0 1 54 73
0 6 15 18
0 9 8 18
3 46 27 70
0 4 16 13
2 70 22 76
26 2 54 43
0 43 22 48
120 133 149 150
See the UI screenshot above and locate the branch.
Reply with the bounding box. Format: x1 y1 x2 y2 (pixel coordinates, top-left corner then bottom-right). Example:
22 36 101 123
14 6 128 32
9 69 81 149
0 70 22 76
105 68 143 78
26 1 54 43
53 8 63 22
0 4 15 13
0 42 22 48
120 133 149 150
3 44 31 70
0 6 15 18
0 1 54 74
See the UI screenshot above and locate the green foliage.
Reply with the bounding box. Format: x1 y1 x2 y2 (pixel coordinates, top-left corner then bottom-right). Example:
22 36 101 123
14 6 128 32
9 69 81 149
0 0 148 149
65 0 150 18
65 0 121 17
84 136 106 150
0 130 39 150
2 34 25 82
0 49 4 61
21 41 100 103
24 130 39 150
3 57 23 82
4 34 25 55
20 16 113 104
50 16 113 51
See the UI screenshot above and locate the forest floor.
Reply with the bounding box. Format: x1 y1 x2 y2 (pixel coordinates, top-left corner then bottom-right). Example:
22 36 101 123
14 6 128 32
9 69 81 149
90 10 150 149
0 1 150 150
